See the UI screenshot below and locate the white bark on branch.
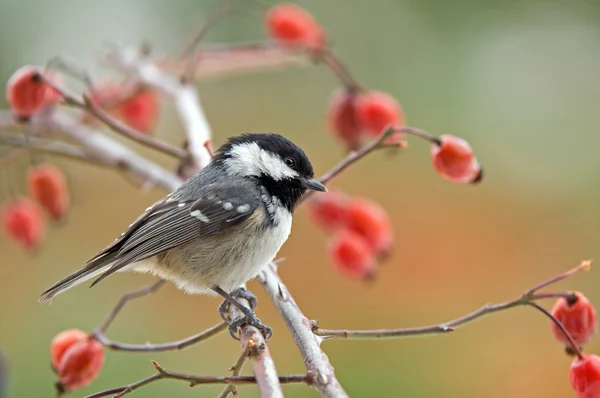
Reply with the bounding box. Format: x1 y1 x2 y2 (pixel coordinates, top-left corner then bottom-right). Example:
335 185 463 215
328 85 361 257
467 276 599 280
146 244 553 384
259 266 349 398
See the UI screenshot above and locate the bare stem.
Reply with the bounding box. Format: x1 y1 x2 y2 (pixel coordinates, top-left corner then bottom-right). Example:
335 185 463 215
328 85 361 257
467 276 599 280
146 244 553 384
313 260 591 340
216 343 251 398
94 322 227 352
96 280 165 334
85 361 311 398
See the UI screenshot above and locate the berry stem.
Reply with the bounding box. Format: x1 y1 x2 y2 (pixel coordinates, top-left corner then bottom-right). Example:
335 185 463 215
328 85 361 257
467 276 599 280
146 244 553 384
318 49 363 91
527 301 584 360
398 126 442 146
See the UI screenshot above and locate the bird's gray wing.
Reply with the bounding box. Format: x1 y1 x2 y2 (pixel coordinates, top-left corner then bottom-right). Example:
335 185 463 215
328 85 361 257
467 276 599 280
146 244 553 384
89 182 261 286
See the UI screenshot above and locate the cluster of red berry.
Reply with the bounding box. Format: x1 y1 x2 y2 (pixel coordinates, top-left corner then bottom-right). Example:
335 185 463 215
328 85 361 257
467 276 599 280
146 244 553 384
50 330 104 393
308 192 392 279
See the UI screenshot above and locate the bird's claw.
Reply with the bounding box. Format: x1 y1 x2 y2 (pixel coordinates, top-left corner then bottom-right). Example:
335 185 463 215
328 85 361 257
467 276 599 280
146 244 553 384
228 312 273 340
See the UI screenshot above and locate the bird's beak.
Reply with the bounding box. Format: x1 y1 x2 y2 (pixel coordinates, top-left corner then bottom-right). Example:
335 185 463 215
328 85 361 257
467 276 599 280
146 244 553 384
302 178 327 192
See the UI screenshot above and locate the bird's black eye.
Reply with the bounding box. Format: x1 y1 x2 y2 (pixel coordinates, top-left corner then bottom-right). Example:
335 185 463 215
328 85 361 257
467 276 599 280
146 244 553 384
284 157 295 168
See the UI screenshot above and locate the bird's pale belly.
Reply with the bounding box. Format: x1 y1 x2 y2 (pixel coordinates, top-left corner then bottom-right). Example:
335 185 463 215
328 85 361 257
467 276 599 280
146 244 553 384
129 209 292 294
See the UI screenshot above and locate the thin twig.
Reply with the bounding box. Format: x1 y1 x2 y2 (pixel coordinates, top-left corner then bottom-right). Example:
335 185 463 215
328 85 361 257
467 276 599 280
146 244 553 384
37 73 187 159
85 360 311 398
259 265 349 398
161 41 308 79
0 133 106 166
96 280 165 334
313 261 590 340
300 126 397 204
217 343 252 398
94 322 227 352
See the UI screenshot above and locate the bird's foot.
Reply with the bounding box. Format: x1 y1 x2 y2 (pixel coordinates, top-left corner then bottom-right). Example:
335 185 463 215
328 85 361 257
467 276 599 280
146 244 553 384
218 287 258 322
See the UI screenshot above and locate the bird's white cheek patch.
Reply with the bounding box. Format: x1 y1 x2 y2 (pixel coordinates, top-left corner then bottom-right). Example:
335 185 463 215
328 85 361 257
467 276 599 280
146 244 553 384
227 142 298 180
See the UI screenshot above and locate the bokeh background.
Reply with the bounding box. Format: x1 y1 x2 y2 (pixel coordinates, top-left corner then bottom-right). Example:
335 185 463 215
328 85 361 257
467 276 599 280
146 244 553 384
1 0 600 397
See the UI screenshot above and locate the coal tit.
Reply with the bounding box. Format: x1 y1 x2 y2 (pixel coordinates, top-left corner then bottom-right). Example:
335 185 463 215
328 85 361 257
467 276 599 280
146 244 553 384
39 133 326 338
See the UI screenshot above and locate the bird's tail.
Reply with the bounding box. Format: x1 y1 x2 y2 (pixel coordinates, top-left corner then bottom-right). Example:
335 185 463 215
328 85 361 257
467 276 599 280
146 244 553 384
39 253 117 302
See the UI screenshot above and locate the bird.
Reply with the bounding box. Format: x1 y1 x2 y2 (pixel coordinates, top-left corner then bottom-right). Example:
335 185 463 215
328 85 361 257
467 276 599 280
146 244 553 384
39 133 327 338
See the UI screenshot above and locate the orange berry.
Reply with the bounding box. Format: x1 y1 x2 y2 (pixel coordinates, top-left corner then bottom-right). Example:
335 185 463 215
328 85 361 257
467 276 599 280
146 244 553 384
1 198 45 250
5 66 61 119
570 354 600 398
431 134 482 183
265 3 325 50
57 338 104 392
328 230 376 279
346 198 393 257
355 91 404 136
551 292 597 347
307 191 350 231
50 329 88 370
327 89 364 151
27 164 70 222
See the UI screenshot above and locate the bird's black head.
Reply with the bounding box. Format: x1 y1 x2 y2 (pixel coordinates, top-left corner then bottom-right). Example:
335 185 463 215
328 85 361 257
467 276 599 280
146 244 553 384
214 133 326 212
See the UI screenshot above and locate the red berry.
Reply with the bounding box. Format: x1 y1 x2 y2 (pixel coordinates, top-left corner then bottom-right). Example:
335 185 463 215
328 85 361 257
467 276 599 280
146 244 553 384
355 91 405 136
307 191 350 231
265 3 325 50
51 329 88 370
327 89 364 151
5 66 61 119
1 198 45 250
328 230 376 279
570 354 600 398
346 198 393 257
57 338 104 392
119 88 159 134
431 134 481 183
27 164 70 222
88 85 159 134
551 292 598 347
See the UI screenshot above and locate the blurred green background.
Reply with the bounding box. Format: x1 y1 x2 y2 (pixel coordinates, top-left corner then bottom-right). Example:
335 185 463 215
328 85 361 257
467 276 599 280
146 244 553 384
1 0 600 397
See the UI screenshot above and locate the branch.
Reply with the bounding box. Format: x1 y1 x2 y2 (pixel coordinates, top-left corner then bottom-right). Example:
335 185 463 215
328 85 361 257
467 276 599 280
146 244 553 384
96 280 166 334
227 291 285 398
312 260 590 340
94 322 227 353
85 361 311 398
259 265 349 398
42 110 183 191
0 132 106 166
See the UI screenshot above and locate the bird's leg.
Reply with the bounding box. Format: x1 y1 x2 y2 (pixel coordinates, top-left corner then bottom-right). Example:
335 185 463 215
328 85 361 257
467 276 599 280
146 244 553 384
217 287 258 321
213 286 272 340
